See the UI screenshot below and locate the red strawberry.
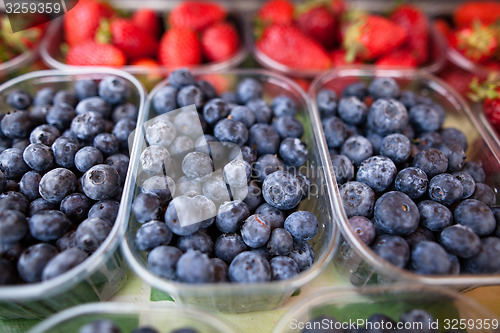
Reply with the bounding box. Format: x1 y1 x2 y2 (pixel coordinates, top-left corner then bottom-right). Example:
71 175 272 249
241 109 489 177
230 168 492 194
296 5 337 49
439 64 476 96
257 0 294 26
132 8 160 38
158 28 202 67
469 74 500 133
169 2 226 32
66 40 126 67
390 4 429 65
375 48 418 68
257 25 331 70
330 49 361 66
449 22 498 64
434 19 452 39
343 14 408 62
201 22 239 62
454 1 500 28
64 0 114 46
130 58 163 82
330 0 346 17
98 18 158 61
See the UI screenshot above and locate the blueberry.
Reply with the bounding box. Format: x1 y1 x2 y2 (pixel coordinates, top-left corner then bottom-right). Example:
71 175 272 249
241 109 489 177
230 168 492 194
440 225 481 258
0 259 17 285
169 68 195 88
93 133 119 156
169 136 194 157
221 92 238 104
70 111 105 141
339 181 375 218
79 320 121 333
248 123 280 155
98 76 130 105
0 191 28 213
214 118 248 146
367 98 408 136
0 148 27 179
374 191 419 236
22 143 54 172
267 228 293 256
372 235 410 268
216 201 250 233
56 231 77 251
51 136 80 169
215 233 247 263
29 198 57 216
452 171 475 199
53 90 77 107
316 89 337 118
82 164 120 201
380 133 411 164
6 90 31 110
29 210 70 241
0 210 27 244
141 176 174 204
288 242 315 271
75 96 112 119
441 127 467 151
262 171 302 210
272 115 304 139
337 96 367 125
76 217 113 252
112 103 138 123
237 78 262 104
1 110 33 139
202 174 230 203
340 135 373 166
411 241 451 275
270 95 295 118
284 211 319 242
12 138 29 151
368 77 400 99
153 86 178 114
135 220 173 252
177 85 203 108
182 151 213 180
223 159 251 188
39 168 77 203
454 199 495 236
132 193 161 223
45 104 76 131
269 256 299 281
229 106 256 128
366 132 384 154
246 98 273 124
399 90 420 109
163 197 201 236
394 167 428 199
428 173 463 206
241 214 271 248
322 116 346 149
439 143 465 173
211 258 228 283
448 254 461 275
255 154 284 182
177 230 213 254
462 161 486 183
19 171 41 202
357 156 397 192
146 246 183 283
348 216 376 245
203 98 230 125
340 82 366 99
59 193 90 223
277 137 307 167
88 200 119 223
30 124 60 146
400 309 436 333
229 251 271 283
176 176 202 197
470 183 496 207
463 237 500 273
42 248 86 280
409 104 444 133
413 148 448 178
75 146 104 173
255 203 285 229
0 170 4 193
33 87 55 106
417 200 452 232
74 79 98 100
176 250 214 283
197 80 217 100
330 154 354 185
243 180 263 211
418 131 443 150
17 243 59 282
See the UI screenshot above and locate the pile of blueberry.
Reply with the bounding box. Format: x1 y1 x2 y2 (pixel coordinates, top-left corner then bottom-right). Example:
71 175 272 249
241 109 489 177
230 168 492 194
79 320 198 333
133 69 319 284
0 75 137 284
319 77 500 275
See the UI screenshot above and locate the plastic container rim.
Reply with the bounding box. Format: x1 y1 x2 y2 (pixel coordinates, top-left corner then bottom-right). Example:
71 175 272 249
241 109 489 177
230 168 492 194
121 68 340 295
0 67 146 300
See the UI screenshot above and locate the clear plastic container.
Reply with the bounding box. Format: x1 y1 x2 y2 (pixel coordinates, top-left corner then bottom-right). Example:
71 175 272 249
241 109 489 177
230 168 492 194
0 49 39 78
29 302 235 333
251 13 447 78
310 67 500 288
273 285 499 333
39 1 249 75
0 68 146 320
121 69 340 313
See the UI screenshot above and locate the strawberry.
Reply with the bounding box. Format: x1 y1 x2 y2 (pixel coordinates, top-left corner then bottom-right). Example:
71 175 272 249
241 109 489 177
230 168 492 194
257 24 331 70
390 4 429 65
130 58 163 83
469 74 500 133
439 64 476 96
64 0 114 46
158 27 202 67
449 22 498 64
66 40 126 67
132 8 160 38
97 18 158 61
454 1 500 28
434 19 452 39
330 0 346 17
330 49 361 66
375 48 418 68
201 22 239 62
343 14 408 62
257 0 294 26
169 2 226 32
296 5 337 49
